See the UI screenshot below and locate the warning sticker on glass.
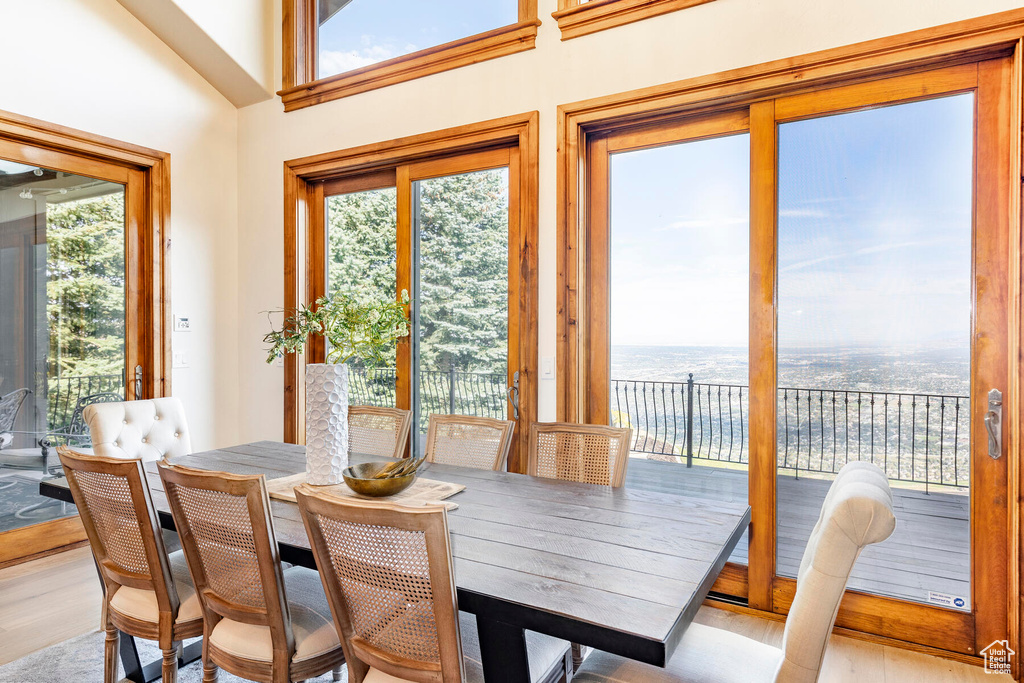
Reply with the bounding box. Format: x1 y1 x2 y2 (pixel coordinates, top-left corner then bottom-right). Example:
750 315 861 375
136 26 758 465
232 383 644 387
927 591 968 610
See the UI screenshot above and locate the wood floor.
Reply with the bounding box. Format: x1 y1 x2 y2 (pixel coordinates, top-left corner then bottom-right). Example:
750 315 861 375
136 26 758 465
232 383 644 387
626 458 971 608
0 546 1006 681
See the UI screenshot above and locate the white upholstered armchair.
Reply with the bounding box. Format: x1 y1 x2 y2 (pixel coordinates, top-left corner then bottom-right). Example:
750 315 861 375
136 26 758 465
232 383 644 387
574 461 896 683
84 397 192 461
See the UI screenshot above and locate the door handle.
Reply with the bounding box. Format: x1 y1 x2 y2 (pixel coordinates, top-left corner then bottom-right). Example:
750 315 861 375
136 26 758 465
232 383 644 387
985 388 1002 460
507 371 520 420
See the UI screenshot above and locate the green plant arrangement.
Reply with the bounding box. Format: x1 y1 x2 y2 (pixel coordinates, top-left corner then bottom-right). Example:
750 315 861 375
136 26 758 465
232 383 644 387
264 289 410 366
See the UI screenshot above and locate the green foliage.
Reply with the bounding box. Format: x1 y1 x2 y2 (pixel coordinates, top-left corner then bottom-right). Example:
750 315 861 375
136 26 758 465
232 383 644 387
418 170 508 375
46 194 126 377
324 170 509 376
264 290 411 366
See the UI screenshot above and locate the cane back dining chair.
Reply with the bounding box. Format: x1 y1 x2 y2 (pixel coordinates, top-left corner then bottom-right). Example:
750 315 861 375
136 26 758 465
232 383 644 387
294 487 573 683
349 406 412 460
424 415 516 471
157 463 345 683
527 423 631 488
573 461 897 683
57 446 203 683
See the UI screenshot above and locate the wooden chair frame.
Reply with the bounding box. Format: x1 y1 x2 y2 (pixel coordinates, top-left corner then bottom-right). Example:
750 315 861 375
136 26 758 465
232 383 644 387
348 405 412 459
527 422 631 488
295 487 464 683
58 446 201 683
424 414 516 471
158 462 343 683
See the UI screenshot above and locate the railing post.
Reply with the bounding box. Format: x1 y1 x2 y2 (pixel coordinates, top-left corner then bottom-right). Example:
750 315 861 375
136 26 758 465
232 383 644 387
448 365 456 414
686 373 694 468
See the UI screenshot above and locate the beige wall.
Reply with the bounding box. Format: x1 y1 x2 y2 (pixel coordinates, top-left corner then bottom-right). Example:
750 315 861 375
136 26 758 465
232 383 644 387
236 0 1024 442
0 0 241 450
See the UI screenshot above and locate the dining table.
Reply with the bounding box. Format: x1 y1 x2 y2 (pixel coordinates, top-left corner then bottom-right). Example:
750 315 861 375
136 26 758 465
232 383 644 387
39 440 750 683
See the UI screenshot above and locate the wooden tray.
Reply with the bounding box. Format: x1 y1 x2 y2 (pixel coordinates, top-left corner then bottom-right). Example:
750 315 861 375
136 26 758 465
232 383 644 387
265 471 465 510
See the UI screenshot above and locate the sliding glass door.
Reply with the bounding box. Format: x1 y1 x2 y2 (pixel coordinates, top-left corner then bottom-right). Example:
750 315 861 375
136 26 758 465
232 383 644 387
579 59 1014 654
411 164 511 453
0 162 126 535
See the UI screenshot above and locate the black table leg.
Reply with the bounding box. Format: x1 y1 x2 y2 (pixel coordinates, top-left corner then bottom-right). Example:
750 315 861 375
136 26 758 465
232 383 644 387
119 633 151 683
476 615 531 683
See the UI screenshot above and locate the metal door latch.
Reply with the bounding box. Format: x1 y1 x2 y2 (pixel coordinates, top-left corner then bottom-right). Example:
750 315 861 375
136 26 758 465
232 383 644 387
985 388 1002 460
507 371 520 420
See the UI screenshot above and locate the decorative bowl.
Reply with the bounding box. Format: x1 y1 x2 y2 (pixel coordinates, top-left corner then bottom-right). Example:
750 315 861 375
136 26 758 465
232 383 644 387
342 461 416 497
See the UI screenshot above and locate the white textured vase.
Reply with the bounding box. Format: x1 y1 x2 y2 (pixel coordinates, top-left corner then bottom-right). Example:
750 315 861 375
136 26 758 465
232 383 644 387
304 363 349 485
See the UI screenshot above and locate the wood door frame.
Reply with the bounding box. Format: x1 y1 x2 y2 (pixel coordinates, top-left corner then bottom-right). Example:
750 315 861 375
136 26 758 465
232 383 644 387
283 112 539 472
557 11 1024 672
0 108 172 565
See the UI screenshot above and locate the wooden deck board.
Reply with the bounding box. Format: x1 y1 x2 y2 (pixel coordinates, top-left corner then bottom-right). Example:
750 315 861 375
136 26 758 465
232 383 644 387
625 458 971 608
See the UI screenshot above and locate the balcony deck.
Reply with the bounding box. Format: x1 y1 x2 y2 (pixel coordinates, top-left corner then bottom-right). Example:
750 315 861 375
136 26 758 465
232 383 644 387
625 457 971 609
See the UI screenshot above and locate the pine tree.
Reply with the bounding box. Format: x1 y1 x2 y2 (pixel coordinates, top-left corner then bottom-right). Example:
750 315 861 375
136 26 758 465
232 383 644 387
46 193 125 378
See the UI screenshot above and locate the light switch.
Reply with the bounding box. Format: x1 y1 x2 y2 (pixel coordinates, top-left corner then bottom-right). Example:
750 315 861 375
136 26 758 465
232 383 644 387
541 356 554 379
172 352 189 368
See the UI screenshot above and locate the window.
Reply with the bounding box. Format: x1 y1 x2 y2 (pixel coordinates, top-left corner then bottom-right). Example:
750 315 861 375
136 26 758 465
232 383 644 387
285 114 538 469
281 0 539 111
552 0 715 40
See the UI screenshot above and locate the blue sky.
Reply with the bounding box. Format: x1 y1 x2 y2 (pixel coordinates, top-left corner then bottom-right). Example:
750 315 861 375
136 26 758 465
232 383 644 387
318 1 517 77
611 93 974 352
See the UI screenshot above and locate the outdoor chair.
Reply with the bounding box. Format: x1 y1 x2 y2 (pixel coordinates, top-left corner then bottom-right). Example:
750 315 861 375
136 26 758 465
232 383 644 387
158 462 345 683
573 461 897 683
348 405 412 459
424 414 515 471
294 487 572 682
57 446 203 683
0 388 31 449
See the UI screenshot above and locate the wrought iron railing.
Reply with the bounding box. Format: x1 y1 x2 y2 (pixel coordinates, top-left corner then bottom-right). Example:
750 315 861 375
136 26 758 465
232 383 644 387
611 375 970 489
47 373 124 432
349 366 507 423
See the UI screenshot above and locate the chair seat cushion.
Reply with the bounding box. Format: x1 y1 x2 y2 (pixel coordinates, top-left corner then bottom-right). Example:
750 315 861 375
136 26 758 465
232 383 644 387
108 549 201 625
362 613 569 683
209 566 341 663
574 623 783 683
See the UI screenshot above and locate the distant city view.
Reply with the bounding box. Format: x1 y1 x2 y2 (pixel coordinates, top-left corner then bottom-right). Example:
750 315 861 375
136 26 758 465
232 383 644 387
611 344 969 397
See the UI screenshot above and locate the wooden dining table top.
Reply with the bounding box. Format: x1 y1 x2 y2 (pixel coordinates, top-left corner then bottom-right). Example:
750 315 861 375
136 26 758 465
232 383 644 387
41 440 750 669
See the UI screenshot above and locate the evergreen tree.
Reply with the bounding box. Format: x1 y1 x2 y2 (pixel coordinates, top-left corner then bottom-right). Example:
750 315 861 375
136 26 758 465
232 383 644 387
46 193 125 377
326 169 508 376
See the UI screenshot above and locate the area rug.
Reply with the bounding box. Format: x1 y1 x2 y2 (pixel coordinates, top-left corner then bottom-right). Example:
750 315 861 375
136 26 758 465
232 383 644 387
0 631 345 682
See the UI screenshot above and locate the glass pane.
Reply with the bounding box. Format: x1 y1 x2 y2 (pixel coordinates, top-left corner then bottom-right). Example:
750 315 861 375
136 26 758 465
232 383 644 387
776 94 973 608
609 134 750 564
318 0 519 80
0 162 125 534
326 187 398 407
412 168 509 455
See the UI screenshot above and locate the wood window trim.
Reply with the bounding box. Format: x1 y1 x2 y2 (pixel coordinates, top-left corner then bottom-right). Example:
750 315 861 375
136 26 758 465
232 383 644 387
552 0 715 41
0 108 171 565
283 112 539 472
280 0 539 112
556 9 1024 672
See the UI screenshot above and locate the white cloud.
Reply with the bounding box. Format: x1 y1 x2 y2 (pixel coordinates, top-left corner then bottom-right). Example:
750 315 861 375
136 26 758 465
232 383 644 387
319 41 414 75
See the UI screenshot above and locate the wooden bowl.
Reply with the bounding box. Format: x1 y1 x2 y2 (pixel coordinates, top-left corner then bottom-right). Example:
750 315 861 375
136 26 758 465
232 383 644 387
342 461 416 497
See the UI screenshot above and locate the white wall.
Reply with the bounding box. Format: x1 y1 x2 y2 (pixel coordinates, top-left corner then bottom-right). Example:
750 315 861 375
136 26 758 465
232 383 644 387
0 0 241 451
172 0 275 93
235 0 1024 442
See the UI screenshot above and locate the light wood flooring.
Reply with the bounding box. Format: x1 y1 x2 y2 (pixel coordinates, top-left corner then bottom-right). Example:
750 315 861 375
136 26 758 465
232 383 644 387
0 546 1008 681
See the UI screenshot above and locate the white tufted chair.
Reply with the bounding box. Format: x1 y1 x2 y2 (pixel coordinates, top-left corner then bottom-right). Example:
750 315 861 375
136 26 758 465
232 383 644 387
85 398 192 462
574 461 896 683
